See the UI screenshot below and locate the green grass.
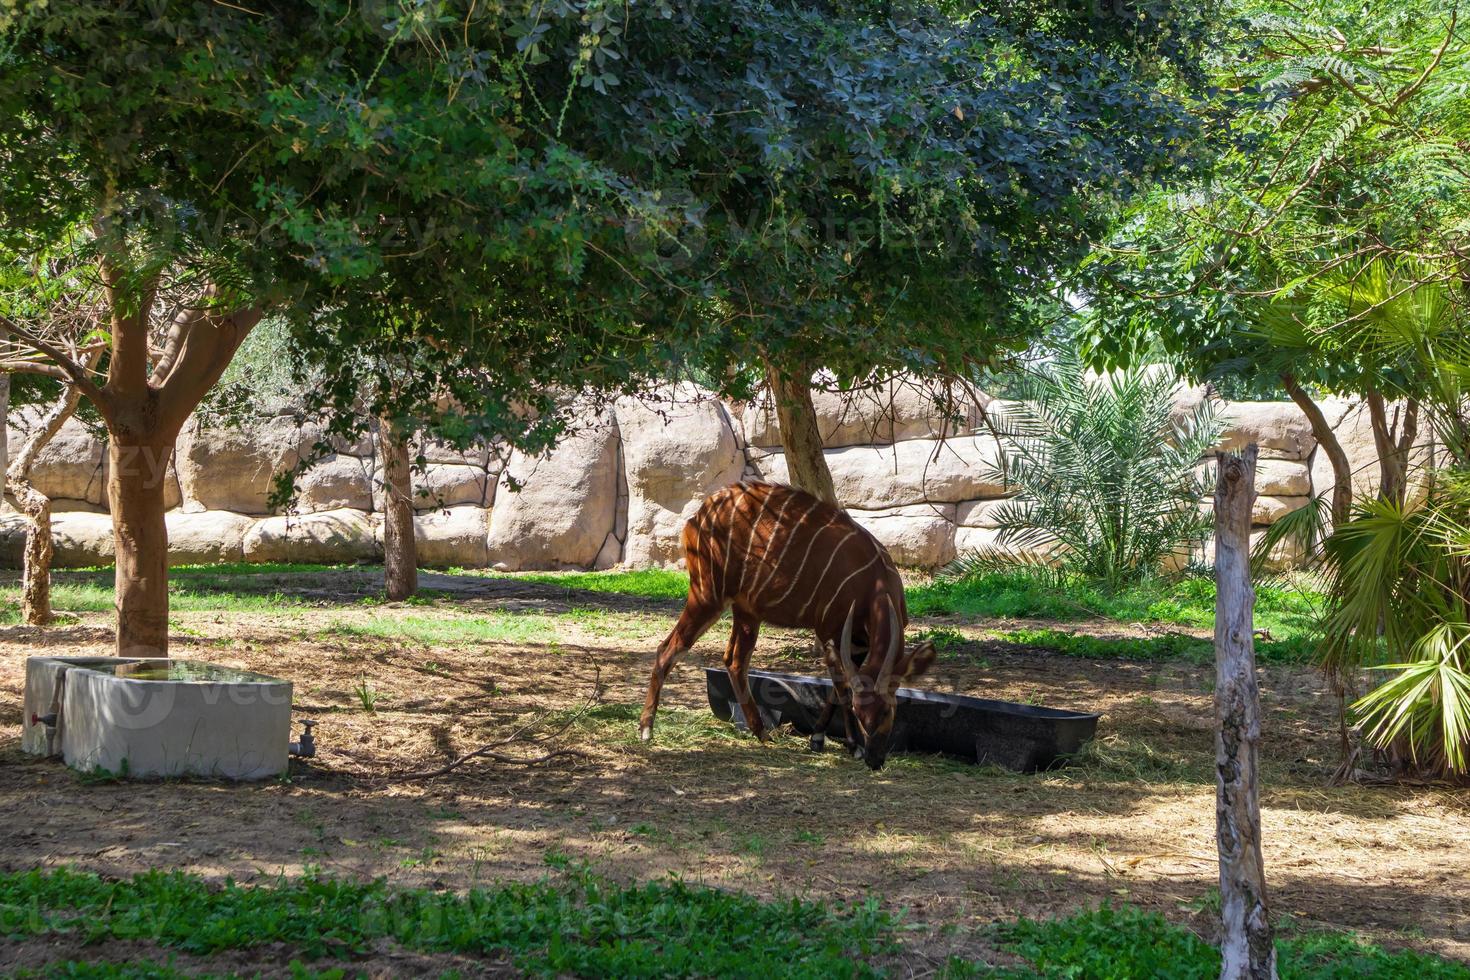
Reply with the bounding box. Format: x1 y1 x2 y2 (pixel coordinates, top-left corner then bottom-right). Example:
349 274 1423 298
6 870 1464 979
990 626 1315 665
951 903 1470 979
326 612 557 646
910 571 1322 639
0 867 892 978
462 567 692 600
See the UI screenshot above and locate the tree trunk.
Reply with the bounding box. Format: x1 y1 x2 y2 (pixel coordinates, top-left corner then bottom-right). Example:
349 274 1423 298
8 379 89 626
379 415 418 601
108 430 173 657
1366 392 1417 508
1279 374 1352 527
0 374 9 492
765 361 838 505
1214 445 1278 980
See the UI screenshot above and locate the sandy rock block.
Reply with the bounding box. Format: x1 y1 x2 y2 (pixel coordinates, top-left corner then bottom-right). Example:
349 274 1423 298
176 415 322 515
742 376 991 449
486 409 619 570
616 386 745 567
1254 458 1311 497
49 511 116 567
952 524 1056 564
751 435 1007 509
166 511 257 565
294 455 373 513
849 503 956 568
1216 402 1316 460
409 505 490 568
955 497 1028 528
242 508 378 564
9 414 109 507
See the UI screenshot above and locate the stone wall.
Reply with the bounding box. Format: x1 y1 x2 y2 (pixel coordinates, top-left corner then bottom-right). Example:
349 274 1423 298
0 382 1401 571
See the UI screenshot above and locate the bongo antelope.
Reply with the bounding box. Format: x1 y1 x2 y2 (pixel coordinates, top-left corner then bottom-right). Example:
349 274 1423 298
638 481 936 770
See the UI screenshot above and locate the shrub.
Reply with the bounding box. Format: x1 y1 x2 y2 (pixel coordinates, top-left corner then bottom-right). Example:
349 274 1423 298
954 350 1224 587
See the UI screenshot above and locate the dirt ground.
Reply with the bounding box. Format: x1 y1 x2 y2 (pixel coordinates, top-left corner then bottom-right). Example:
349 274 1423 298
2 569 1468 970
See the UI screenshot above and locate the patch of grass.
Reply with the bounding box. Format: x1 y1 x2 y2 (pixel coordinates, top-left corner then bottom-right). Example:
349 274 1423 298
327 612 556 646
911 570 1324 647
466 567 692 600
0 867 892 978
990 626 1313 665
963 903 1470 979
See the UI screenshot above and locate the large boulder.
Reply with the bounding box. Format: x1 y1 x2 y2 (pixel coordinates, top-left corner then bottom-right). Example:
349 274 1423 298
1216 402 1316 460
242 508 378 564
0 513 26 566
952 525 1056 564
740 375 990 449
0 511 117 567
615 386 745 567
294 454 373 513
50 511 116 567
485 409 619 570
165 511 258 565
1252 494 1309 525
955 497 1027 528
7 413 108 507
849 504 956 568
176 415 323 515
751 435 1007 509
371 462 496 512
406 505 490 568
1254 458 1312 497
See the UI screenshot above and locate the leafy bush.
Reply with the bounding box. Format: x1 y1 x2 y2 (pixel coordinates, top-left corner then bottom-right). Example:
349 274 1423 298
955 350 1224 587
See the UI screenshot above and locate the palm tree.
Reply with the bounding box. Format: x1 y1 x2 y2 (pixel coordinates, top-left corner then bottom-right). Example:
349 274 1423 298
956 350 1224 588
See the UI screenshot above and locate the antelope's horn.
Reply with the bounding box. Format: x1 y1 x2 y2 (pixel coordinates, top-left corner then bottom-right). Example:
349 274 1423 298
838 601 858 682
876 594 902 691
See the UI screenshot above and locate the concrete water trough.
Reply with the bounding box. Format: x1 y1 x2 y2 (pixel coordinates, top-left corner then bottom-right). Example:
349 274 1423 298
706 667 1099 771
22 656 294 780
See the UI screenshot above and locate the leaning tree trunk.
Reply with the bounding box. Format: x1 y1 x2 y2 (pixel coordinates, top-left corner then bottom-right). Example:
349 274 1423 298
1280 373 1352 527
379 415 418 601
7 380 88 625
1214 445 1278 980
765 360 838 505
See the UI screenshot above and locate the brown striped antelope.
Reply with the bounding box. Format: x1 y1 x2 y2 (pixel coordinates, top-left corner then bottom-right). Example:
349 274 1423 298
638 481 937 770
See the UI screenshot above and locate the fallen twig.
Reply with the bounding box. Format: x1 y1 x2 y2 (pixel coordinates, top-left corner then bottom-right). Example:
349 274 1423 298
392 669 602 781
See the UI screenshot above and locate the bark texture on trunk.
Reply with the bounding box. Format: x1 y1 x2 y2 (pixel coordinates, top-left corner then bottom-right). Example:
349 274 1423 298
1366 392 1418 508
7 382 86 625
108 431 172 657
379 416 418 601
1279 374 1352 527
765 361 838 505
1214 445 1278 980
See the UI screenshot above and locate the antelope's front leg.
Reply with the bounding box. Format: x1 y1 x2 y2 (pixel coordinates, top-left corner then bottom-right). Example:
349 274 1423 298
725 611 767 741
811 669 846 752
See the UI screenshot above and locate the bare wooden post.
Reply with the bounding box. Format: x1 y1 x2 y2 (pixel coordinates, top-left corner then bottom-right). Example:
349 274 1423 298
1214 444 1277 980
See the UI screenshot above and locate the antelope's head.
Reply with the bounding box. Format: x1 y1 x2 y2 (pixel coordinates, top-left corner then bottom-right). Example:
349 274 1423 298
823 598 936 770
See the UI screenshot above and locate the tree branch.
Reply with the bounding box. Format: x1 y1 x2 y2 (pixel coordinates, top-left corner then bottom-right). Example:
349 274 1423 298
152 295 264 435
0 313 108 407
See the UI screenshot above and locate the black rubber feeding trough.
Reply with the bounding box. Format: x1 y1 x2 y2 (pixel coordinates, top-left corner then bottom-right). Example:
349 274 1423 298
705 667 1100 772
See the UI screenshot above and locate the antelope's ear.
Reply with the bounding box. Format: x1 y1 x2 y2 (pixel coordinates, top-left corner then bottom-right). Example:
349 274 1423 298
903 639 938 681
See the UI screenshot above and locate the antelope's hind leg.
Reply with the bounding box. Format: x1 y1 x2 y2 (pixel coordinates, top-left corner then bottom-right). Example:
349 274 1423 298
640 599 721 742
